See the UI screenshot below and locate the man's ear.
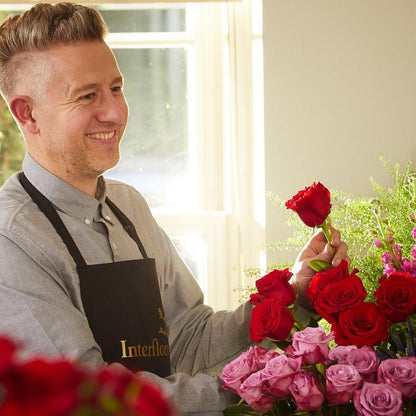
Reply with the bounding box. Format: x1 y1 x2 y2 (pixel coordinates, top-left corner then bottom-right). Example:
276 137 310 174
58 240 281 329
9 95 39 134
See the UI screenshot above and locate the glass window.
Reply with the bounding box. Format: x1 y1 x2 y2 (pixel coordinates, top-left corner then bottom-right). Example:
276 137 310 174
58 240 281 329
107 47 192 209
98 8 186 33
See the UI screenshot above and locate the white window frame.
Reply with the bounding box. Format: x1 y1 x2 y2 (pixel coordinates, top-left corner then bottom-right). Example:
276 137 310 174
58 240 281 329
0 0 265 311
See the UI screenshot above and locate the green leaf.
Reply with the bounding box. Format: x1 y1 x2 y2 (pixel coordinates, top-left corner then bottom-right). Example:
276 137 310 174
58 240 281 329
223 403 262 416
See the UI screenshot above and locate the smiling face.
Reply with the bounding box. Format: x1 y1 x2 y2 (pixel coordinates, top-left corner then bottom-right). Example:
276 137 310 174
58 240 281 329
23 41 128 194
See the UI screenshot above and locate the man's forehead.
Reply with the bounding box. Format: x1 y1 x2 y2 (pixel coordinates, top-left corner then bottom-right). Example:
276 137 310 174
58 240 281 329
41 42 122 92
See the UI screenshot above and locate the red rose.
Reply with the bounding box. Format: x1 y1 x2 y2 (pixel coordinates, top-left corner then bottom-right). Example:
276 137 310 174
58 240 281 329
374 272 416 322
0 359 84 416
250 299 294 343
134 380 175 416
333 302 390 347
313 275 367 323
306 260 352 302
254 268 296 306
285 182 331 227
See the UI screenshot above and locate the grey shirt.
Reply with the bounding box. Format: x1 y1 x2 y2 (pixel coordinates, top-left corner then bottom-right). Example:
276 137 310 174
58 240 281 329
0 154 253 415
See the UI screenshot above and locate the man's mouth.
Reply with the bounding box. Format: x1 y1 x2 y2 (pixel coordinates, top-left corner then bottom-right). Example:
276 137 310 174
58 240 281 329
86 131 115 141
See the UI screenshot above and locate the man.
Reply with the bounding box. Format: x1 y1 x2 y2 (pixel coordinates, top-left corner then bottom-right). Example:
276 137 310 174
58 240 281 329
0 3 347 415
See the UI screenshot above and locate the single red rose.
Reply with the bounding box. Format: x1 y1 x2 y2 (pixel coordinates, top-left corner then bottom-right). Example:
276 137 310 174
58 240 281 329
285 182 331 227
306 260 353 302
134 380 176 416
0 359 85 416
313 275 367 323
374 272 416 322
250 299 294 343
255 268 296 306
333 302 390 347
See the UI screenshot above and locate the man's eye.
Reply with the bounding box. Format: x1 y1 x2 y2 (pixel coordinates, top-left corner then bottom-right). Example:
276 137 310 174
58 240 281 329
81 93 95 100
111 86 123 93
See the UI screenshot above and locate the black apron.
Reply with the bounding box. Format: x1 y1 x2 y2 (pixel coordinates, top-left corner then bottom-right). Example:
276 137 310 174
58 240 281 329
19 173 171 377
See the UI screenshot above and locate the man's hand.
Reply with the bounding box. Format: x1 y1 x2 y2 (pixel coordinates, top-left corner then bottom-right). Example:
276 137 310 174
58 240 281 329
291 224 349 309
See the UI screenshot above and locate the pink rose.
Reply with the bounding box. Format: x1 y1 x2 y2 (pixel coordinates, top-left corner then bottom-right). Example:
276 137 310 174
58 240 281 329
345 346 378 382
325 364 362 405
252 346 279 371
378 358 416 399
288 327 334 365
221 348 257 394
328 345 358 364
353 382 403 416
239 372 275 412
288 371 324 411
261 355 302 399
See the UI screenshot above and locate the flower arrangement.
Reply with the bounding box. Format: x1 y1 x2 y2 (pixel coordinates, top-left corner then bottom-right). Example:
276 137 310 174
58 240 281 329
221 180 416 416
0 336 176 416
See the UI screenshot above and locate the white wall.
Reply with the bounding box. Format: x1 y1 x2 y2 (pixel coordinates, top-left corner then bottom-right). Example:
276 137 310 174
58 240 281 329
263 0 416 263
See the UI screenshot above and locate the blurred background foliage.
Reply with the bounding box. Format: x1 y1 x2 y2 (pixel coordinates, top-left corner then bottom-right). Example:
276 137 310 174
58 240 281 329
0 10 25 186
0 96 25 186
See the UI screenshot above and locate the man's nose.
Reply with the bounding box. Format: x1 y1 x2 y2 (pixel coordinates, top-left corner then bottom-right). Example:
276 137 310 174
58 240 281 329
96 93 126 125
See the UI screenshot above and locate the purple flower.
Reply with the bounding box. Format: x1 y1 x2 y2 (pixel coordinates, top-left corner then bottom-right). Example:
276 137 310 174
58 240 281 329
381 252 394 265
261 354 302 398
326 364 362 405
400 258 416 279
328 345 358 364
353 382 403 416
221 347 257 394
411 244 416 260
373 238 383 248
252 345 279 370
239 371 275 412
378 358 416 399
288 370 324 411
288 327 334 365
345 346 378 382
412 227 416 240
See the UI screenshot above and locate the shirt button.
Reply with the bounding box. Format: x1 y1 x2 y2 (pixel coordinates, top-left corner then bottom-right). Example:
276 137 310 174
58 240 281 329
84 218 91 225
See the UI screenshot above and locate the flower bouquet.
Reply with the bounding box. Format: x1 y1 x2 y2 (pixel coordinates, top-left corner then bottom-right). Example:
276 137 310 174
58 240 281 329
221 182 416 416
0 336 176 416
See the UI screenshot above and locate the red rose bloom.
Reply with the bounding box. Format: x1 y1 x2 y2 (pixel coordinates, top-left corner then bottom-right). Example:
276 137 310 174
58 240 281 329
333 302 390 347
0 359 84 416
285 182 331 227
250 299 294 343
374 272 416 322
313 274 367 323
307 260 352 302
254 268 296 306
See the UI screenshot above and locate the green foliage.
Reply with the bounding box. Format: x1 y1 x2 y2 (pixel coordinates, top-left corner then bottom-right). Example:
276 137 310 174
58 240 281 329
0 96 25 186
265 158 416 297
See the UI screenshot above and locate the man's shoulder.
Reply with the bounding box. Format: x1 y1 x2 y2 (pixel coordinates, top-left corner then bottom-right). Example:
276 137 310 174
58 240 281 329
0 173 32 231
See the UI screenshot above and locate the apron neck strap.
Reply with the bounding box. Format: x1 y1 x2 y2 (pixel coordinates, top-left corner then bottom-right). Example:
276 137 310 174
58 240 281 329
105 197 149 259
19 172 87 267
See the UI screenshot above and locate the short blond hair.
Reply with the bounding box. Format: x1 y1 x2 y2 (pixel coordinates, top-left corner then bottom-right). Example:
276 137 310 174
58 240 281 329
0 2 108 100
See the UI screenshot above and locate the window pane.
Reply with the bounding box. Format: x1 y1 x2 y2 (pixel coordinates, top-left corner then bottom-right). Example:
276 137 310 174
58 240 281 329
98 8 186 33
107 47 195 209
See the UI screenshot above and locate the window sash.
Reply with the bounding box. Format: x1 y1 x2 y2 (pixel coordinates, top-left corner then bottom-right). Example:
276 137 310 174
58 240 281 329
1 1 242 4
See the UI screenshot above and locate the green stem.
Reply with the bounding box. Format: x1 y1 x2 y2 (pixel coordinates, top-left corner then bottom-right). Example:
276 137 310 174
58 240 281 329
373 211 402 269
320 221 335 254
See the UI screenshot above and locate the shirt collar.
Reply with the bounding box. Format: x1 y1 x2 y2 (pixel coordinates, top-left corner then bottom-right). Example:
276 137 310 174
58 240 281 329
22 153 106 222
